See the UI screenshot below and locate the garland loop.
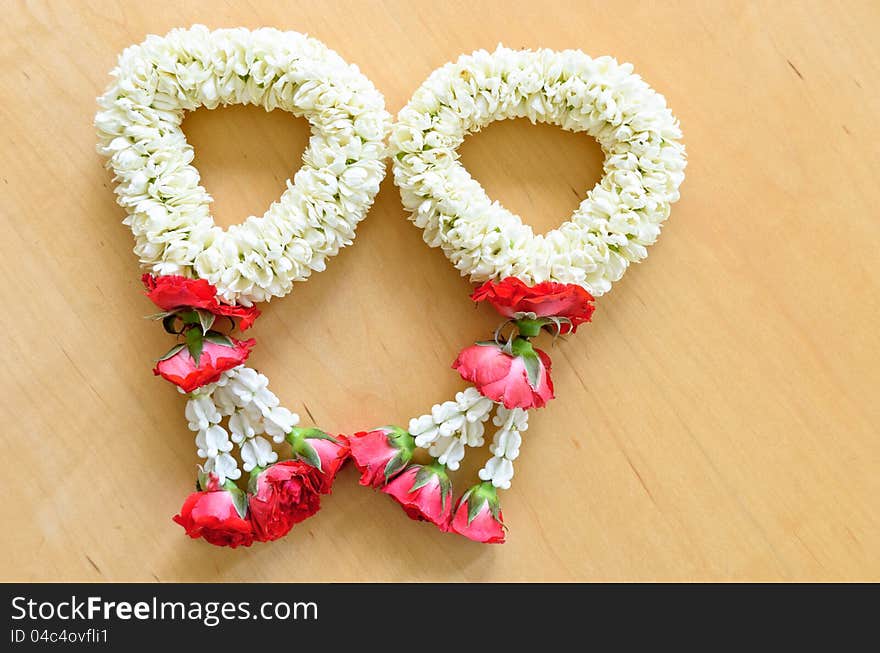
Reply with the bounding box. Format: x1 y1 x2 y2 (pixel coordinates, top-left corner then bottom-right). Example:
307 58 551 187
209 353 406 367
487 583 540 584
391 46 686 296
96 25 390 305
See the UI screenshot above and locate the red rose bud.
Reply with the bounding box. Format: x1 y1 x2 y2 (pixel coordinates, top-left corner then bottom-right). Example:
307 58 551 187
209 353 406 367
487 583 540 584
173 478 254 548
154 336 255 393
287 427 351 494
349 427 415 487
247 461 322 542
142 274 260 330
471 277 595 335
382 462 453 532
450 482 505 544
453 338 554 409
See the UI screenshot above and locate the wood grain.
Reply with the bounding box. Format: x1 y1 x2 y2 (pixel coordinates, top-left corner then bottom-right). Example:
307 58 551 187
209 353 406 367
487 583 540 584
1 0 878 581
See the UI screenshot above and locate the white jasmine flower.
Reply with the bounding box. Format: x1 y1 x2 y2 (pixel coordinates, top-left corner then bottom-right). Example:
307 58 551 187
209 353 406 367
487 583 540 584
478 407 528 490
429 435 466 471
262 406 300 443
409 414 440 449
240 436 278 472
228 408 264 444
478 457 514 490
460 418 486 447
408 387 494 451
185 395 221 431
195 425 233 459
204 452 241 484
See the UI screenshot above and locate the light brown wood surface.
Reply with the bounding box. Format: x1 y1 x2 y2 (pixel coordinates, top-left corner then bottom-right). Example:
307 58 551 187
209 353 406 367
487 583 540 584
1 0 878 582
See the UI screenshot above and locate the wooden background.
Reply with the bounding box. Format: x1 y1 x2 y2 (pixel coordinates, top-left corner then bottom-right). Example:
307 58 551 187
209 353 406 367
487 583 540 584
2 0 878 582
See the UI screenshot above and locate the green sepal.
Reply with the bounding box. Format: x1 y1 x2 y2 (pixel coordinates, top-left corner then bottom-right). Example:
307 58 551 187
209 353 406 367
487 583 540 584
288 427 338 444
383 426 416 453
521 355 541 389
543 316 572 338
197 468 211 492
409 465 433 493
435 464 453 511
146 311 173 321
465 482 501 525
185 327 203 364
440 476 452 511
513 318 544 337
195 308 216 334
384 451 410 482
294 437 322 471
407 465 434 493
408 462 452 510
247 466 266 494
222 480 248 519
178 310 200 325
510 337 541 388
466 490 486 525
162 313 182 335
368 426 415 483
155 343 185 362
203 331 234 347
286 427 340 472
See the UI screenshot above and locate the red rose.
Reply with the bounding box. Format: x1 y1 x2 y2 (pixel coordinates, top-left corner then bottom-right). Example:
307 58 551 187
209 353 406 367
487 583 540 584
143 273 218 312
212 303 260 331
154 338 255 393
173 484 254 548
348 427 415 487
248 461 322 542
471 277 595 335
450 482 505 544
382 463 453 532
286 428 351 494
142 274 260 330
453 340 554 409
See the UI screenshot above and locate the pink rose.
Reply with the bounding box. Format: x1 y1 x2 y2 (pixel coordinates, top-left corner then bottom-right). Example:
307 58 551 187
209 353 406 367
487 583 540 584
286 428 351 494
348 427 414 487
153 337 255 393
247 461 322 542
452 339 554 409
450 482 505 544
172 477 254 548
382 463 453 532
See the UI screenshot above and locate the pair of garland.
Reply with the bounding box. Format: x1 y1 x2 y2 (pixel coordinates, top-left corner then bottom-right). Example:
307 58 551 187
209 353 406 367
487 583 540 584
96 26 686 546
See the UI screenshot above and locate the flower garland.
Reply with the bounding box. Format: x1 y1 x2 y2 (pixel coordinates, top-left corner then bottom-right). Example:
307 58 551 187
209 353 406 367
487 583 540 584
95 25 389 305
98 32 685 547
373 48 685 540
346 278 597 543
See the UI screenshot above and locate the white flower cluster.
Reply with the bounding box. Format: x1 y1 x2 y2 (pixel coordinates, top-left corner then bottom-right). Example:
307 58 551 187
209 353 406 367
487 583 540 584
95 25 390 305
408 387 494 470
478 407 528 490
408 388 530 489
183 365 300 480
391 46 687 297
